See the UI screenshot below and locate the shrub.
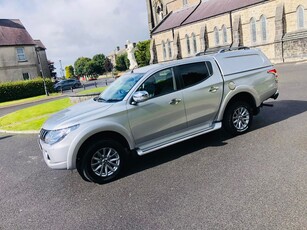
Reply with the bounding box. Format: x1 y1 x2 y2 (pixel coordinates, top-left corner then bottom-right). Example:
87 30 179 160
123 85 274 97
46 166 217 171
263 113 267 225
0 78 55 103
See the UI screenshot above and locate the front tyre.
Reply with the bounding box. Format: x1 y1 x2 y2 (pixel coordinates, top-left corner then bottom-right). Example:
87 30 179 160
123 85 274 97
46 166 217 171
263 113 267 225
78 140 126 184
223 101 253 135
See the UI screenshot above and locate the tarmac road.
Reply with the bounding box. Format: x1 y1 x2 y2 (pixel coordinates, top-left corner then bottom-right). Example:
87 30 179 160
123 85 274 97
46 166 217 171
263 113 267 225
0 63 306 229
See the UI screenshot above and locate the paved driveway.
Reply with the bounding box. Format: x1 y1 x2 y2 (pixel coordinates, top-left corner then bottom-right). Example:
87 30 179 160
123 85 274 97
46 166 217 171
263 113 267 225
0 63 306 229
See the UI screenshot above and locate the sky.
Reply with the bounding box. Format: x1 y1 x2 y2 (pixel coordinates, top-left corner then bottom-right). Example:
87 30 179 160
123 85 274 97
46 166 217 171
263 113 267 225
0 0 150 76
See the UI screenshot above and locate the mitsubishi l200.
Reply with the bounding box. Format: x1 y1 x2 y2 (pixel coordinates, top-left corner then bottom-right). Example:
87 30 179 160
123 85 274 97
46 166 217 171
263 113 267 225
39 47 279 184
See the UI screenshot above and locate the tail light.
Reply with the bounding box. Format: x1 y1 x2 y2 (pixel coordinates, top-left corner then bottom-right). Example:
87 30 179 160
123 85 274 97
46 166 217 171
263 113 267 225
268 68 278 82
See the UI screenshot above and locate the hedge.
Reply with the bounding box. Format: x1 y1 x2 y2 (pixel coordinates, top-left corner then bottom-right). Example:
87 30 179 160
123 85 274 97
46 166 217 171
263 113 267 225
0 78 55 103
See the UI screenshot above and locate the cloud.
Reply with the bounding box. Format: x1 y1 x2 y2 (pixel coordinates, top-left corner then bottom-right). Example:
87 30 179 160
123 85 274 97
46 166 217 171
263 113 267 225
0 0 150 76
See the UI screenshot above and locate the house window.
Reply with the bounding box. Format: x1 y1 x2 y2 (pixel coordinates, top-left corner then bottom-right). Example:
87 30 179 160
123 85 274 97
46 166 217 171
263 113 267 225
167 40 172 58
214 27 219 46
16 47 27 61
260 15 267 42
23 73 30 80
222 25 227 44
162 41 166 60
297 5 305 29
186 34 191 55
192 33 197 54
250 18 257 43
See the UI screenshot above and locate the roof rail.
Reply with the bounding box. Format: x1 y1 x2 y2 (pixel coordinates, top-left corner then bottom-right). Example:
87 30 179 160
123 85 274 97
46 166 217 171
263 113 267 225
218 46 250 53
195 51 205 56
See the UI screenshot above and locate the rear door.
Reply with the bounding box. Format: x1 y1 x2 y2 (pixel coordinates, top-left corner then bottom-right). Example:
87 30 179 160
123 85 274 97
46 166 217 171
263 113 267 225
127 68 187 146
174 61 223 128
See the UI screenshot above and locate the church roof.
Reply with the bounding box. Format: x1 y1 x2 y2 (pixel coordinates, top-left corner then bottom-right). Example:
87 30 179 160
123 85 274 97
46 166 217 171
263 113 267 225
0 19 35 46
152 0 266 34
152 4 198 34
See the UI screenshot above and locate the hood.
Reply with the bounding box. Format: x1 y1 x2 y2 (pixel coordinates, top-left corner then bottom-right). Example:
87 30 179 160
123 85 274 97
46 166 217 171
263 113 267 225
43 98 113 130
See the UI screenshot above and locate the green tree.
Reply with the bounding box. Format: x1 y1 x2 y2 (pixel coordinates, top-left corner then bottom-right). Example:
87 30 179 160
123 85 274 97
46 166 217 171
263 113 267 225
74 57 91 76
65 65 74 78
135 40 151 67
92 54 106 74
115 53 129 71
84 60 97 76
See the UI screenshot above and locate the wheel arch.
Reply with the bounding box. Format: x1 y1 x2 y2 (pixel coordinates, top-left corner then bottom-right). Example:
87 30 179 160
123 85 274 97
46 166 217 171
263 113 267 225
76 131 131 166
217 91 258 121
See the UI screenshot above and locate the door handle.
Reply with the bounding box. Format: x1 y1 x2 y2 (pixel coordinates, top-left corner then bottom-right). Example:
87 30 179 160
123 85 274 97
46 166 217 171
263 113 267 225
169 98 182 105
209 86 219 93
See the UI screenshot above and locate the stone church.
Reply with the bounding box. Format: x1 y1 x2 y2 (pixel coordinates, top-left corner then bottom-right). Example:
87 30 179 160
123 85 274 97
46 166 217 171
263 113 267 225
145 0 307 64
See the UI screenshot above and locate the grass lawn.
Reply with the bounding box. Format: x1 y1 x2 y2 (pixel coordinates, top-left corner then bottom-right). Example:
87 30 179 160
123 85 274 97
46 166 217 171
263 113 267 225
0 98 72 131
0 93 60 108
77 86 107 95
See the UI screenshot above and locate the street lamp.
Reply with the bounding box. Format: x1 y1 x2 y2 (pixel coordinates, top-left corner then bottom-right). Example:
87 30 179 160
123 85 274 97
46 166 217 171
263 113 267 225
59 60 64 78
35 47 49 96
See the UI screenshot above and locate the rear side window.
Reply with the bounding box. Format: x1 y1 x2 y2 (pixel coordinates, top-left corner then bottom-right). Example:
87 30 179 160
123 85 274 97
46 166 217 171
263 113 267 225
176 62 212 88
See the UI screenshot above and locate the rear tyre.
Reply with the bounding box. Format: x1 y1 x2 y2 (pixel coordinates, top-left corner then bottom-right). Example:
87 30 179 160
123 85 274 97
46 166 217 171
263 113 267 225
77 139 126 184
223 101 253 136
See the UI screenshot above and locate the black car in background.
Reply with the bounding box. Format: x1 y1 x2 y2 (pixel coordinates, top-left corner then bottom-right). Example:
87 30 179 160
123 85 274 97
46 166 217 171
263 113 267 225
54 79 81 91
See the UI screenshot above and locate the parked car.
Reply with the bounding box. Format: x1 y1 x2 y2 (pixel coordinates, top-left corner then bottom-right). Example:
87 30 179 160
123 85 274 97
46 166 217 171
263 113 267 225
54 79 81 91
39 47 279 184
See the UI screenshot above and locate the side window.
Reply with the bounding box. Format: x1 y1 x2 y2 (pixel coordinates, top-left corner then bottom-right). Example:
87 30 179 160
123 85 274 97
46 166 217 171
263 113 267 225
177 62 212 88
138 68 175 98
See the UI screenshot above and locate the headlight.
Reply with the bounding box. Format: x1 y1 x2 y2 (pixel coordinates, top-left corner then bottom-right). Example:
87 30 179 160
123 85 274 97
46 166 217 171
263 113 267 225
44 124 79 145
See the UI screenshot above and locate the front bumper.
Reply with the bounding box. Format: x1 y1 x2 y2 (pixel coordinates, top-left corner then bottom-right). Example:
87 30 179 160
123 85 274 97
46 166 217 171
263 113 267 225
38 139 69 170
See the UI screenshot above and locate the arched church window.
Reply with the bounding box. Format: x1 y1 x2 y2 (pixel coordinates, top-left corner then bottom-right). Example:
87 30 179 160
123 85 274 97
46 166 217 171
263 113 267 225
162 41 166 60
250 17 257 43
192 33 197 53
222 25 227 44
214 27 219 46
260 15 267 41
167 40 172 58
297 5 305 29
186 34 191 55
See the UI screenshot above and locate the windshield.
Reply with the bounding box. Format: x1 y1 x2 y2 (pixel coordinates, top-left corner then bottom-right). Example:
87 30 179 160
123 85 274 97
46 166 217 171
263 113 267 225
98 73 144 102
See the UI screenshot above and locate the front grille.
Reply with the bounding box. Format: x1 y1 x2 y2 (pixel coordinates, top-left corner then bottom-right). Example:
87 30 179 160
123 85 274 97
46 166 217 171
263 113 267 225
39 128 49 141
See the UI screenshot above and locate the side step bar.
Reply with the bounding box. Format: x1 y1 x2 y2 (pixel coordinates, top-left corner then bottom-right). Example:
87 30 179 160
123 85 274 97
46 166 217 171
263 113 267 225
136 122 222 156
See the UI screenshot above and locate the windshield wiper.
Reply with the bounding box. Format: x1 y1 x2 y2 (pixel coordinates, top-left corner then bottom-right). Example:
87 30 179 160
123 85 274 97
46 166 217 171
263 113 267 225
94 97 107 102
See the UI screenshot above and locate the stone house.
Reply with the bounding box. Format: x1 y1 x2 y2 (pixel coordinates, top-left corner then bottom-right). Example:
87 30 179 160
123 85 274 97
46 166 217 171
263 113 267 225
146 0 307 64
0 19 50 82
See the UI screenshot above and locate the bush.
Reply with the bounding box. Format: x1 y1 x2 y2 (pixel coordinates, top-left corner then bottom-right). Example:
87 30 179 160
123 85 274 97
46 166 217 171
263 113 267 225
0 78 55 103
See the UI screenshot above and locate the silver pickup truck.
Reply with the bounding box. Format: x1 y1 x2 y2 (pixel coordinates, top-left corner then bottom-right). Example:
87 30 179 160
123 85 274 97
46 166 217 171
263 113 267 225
39 48 279 184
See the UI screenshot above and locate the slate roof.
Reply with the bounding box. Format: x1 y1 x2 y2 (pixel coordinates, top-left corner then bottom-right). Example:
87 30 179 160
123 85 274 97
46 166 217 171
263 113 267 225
153 4 198 34
0 19 35 46
152 0 266 34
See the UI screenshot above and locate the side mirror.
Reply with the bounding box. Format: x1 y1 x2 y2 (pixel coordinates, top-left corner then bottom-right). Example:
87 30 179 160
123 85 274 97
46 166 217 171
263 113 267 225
132 91 149 104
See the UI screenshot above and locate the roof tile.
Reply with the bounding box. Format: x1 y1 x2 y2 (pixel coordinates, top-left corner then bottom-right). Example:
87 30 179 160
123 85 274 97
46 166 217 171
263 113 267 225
0 19 35 46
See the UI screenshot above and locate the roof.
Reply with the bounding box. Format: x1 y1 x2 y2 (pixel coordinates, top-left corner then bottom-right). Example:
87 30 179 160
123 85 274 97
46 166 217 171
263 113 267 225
152 0 265 34
34 39 46 50
152 4 198 34
0 19 35 46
